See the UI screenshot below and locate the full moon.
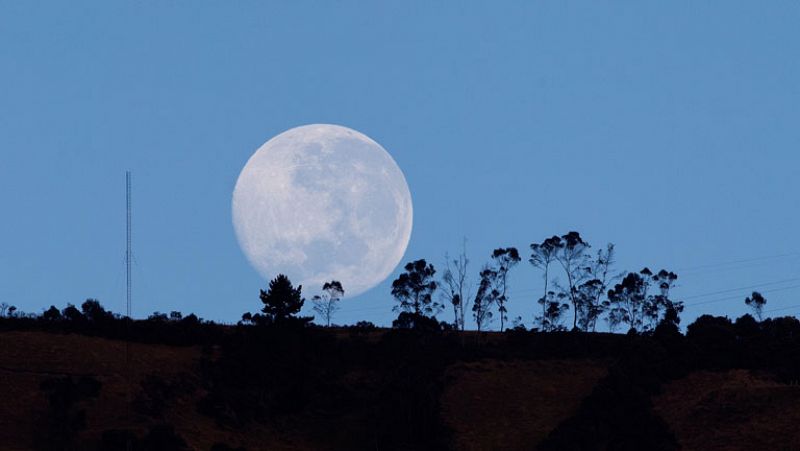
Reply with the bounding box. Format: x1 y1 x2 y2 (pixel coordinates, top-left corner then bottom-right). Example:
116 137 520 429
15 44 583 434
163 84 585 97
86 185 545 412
232 124 413 298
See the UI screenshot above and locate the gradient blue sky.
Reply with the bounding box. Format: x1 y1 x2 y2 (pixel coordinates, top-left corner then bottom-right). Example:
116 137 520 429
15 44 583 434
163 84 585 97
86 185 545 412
2 2 799 328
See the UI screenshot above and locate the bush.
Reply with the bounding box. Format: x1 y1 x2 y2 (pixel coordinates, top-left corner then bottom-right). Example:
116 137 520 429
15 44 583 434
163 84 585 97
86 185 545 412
392 312 442 332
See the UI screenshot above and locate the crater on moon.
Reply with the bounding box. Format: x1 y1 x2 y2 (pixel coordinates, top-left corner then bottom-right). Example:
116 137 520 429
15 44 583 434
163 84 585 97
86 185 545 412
232 124 413 298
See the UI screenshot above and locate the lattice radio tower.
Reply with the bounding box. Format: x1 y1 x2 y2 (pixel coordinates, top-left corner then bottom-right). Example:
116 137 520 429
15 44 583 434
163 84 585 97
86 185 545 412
126 171 132 318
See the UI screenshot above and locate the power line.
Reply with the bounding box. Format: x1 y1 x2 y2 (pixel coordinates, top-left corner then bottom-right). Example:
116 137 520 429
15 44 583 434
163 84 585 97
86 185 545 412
505 273 800 303
335 253 800 325
684 284 800 308
676 252 800 273
764 303 800 314
681 277 800 301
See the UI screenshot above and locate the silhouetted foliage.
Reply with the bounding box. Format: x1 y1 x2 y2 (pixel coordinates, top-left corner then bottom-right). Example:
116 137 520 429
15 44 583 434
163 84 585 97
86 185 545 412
352 320 376 330
392 311 442 331
42 305 61 321
12 227 800 449
260 274 307 324
62 304 83 322
530 236 561 331
606 271 647 332
82 298 113 323
554 232 592 330
148 311 169 322
0 299 222 348
391 259 441 317
441 240 472 331
575 244 616 332
686 314 737 368
0 302 19 317
472 267 496 332
606 268 683 333
648 269 683 330
8 288 800 450
489 247 521 331
538 291 570 332
509 316 526 331
745 291 767 321
529 233 618 333
734 313 760 337
312 280 344 327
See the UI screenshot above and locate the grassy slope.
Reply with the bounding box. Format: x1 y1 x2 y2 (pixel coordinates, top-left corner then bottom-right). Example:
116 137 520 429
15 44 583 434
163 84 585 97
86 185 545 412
654 369 800 451
0 330 611 450
0 331 315 450
0 331 196 449
5 329 800 450
441 359 608 450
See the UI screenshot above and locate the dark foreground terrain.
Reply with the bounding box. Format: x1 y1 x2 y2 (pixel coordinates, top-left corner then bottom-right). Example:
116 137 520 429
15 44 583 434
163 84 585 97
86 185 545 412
3 314 800 450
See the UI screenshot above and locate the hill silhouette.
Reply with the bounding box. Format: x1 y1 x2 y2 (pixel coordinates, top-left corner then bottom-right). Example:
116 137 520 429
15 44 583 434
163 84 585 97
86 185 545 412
3 301 800 450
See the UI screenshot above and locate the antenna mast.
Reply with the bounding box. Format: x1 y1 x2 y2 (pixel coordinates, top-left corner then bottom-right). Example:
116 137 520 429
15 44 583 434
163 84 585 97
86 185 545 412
126 171 132 318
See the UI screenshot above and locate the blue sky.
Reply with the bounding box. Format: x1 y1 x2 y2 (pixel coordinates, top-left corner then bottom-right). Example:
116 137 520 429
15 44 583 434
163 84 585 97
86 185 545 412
1 1 799 328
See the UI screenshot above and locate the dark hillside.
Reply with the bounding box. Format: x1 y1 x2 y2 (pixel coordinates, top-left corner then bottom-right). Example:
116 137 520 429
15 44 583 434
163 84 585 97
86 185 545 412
3 313 800 450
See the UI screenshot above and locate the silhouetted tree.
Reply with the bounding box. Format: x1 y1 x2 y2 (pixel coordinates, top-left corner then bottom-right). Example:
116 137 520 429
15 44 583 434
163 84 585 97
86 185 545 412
530 236 561 331
0 302 17 317
606 268 682 333
392 311 442 331
391 260 440 316
490 247 521 331
260 274 305 323
648 269 683 330
575 244 616 331
745 291 767 322
81 299 112 323
169 311 183 321
472 267 496 332
62 304 83 322
605 270 649 332
352 320 376 331
148 312 168 322
554 232 591 329
312 280 344 327
734 313 760 338
441 240 472 331
538 291 570 332
43 305 62 321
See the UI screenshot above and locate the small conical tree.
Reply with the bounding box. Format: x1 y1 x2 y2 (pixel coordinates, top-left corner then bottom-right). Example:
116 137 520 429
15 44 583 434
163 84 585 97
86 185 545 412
260 274 304 322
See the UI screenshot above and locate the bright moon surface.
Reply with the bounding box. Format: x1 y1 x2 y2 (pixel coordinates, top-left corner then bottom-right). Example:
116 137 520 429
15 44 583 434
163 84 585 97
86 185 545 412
232 124 413 298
